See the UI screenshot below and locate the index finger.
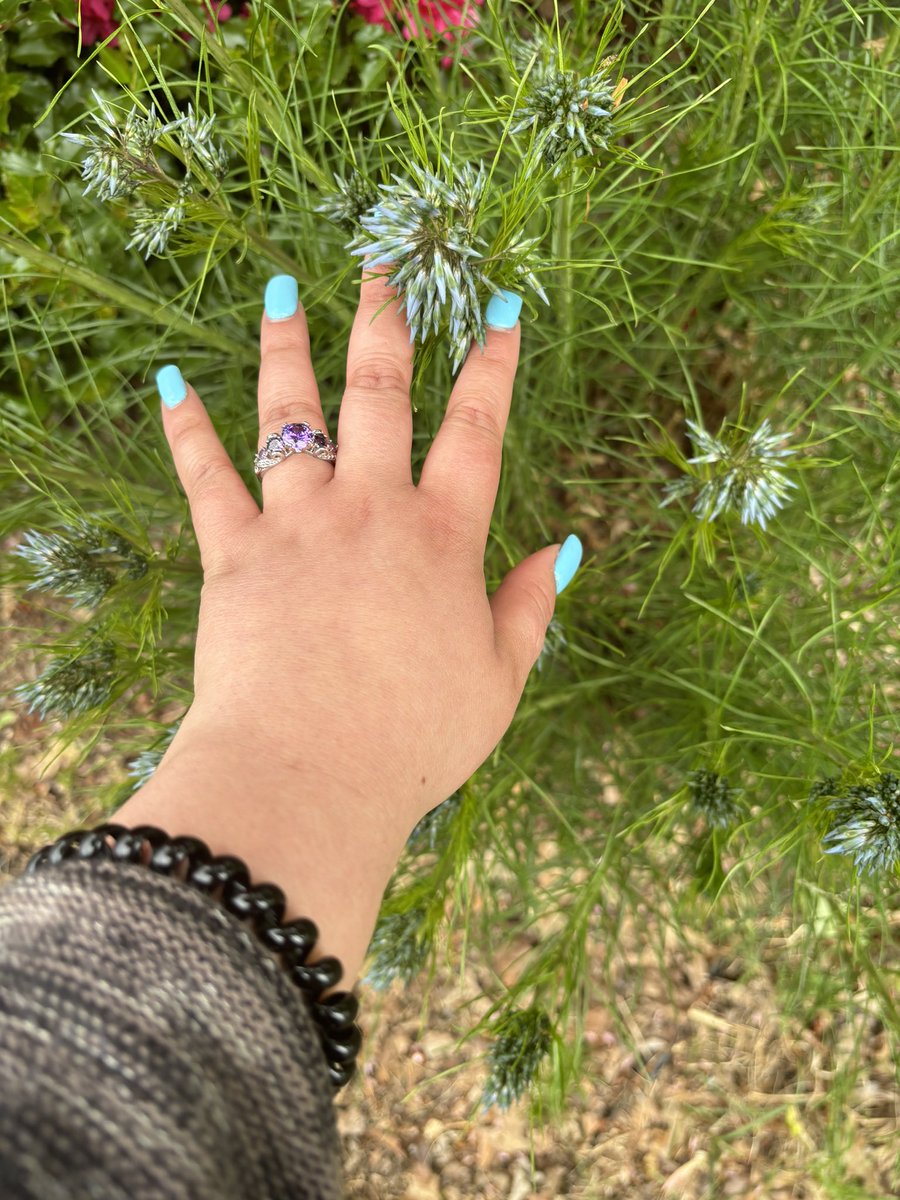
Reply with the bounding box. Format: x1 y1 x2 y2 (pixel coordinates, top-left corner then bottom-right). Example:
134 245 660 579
417 289 523 550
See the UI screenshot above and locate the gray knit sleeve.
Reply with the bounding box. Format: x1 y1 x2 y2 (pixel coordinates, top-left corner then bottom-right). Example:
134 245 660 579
0 857 345 1199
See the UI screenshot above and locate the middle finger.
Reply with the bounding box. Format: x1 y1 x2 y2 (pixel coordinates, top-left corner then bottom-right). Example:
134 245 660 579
334 261 415 486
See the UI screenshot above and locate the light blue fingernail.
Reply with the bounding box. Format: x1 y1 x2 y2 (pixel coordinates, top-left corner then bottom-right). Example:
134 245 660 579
264 274 299 321
554 534 583 595
156 364 186 409
485 288 523 331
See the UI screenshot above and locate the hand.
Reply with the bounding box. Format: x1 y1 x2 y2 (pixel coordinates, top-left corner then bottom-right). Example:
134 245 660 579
152 267 581 836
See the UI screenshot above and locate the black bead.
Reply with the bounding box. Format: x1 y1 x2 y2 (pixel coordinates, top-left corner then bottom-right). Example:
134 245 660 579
149 836 209 876
188 854 250 894
222 881 286 925
76 831 114 861
328 1060 356 1089
311 991 360 1034
149 842 184 874
112 831 151 864
260 916 319 959
319 1022 362 1064
172 836 211 867
91 823 130 845
24 846 52 875
47 832 86 866
131 825 169 850
289 956 343 997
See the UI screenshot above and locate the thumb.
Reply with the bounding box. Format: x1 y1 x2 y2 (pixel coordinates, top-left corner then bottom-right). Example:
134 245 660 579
490 535 583 687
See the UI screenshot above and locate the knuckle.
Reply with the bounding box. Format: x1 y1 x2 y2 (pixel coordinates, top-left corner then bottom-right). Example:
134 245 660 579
184 450 234 501
200 544 239 585
346 354 411 395
260 399 313 432
446 400 503 446
521 577 555 637
475 341 514 377
265 320 309 353
500 596 551 694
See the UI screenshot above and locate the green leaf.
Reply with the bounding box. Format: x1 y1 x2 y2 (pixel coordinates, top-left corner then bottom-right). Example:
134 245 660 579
359 53 389 95
0 152 60 232
0 68 25 133
9 34 70 67
98 44 133 85
0 0 22 26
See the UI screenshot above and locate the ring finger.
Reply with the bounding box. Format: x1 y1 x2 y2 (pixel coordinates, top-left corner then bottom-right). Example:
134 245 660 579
257 274 333 505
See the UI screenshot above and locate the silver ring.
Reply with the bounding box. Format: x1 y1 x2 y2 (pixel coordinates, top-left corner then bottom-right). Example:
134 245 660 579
254 422 337 478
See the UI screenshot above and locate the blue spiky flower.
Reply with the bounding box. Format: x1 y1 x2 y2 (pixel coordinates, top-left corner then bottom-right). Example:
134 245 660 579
316 168 381 235
127 722 182 791
14 520 148 609
60 90 168 201
363 907 431 990
61 92 228 258
16 639 118 720
407 791 462 854
510 47 615 177
347 158 498 371
661 418 798 530
482 1005 554 1112
687 769 743 829
821 773 900 876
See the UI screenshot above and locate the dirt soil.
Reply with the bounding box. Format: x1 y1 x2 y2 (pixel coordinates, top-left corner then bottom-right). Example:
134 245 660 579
333 914 898 1199
1 582 898 1199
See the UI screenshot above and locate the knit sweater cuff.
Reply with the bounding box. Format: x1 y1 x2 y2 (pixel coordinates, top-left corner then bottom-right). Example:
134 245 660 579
0 857 344 1200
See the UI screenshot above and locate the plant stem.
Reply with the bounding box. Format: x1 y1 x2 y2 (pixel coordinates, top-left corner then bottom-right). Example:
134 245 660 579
553 173 576 388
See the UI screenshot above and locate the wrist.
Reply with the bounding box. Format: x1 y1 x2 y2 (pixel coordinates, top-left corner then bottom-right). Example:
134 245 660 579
111 722 414 991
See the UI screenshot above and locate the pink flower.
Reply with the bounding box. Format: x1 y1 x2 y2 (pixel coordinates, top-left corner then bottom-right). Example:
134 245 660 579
75 0 118 45
351 0 483 66
201 0 251 28
70 1 249 48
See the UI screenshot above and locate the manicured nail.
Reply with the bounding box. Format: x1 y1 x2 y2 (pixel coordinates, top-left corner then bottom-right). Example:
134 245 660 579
264 274 299 321
485 288 523 331
156 364 186 409
554 534 583 595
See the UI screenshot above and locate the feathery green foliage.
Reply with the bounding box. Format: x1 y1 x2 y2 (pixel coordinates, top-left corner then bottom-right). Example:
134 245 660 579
1 0 898 1172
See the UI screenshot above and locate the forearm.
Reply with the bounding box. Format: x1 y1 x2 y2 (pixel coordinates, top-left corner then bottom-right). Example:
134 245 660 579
111 721 415 994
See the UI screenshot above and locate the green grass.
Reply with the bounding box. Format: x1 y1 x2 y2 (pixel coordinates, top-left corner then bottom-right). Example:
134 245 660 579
0 0 898 1185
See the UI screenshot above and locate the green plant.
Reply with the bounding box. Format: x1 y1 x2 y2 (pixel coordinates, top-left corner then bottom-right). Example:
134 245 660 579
1 2 897 1182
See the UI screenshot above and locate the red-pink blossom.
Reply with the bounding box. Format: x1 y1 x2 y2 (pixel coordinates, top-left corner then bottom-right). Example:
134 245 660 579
351 0 483 66
69 1 249 48
201 0 251 28
75 0 118 45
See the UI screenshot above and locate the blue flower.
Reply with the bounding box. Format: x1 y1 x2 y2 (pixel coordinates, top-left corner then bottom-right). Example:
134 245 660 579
510 50 615 177
687 768 743 829
346 158 496 371
661 418 798 530
821 773 900 876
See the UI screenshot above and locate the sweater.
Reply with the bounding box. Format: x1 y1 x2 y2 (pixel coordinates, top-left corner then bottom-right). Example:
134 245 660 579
0 857 345 1199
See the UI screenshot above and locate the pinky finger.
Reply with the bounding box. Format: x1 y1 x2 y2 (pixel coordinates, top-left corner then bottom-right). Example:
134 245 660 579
157 364 260 573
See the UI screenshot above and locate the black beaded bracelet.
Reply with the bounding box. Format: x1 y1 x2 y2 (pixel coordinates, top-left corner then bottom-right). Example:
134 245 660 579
23 822 362 1091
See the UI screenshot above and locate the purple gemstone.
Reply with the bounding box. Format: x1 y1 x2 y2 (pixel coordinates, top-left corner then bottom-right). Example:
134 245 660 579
313 432 327 447
282 423 311 450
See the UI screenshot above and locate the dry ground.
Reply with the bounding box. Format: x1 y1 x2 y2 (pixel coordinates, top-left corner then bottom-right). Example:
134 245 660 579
1 582 898 1199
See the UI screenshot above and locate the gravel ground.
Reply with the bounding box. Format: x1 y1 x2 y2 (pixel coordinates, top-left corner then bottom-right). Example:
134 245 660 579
334 905 898 1199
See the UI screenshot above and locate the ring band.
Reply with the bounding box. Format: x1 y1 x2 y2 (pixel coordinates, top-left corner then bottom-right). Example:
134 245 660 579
254 422 337 478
